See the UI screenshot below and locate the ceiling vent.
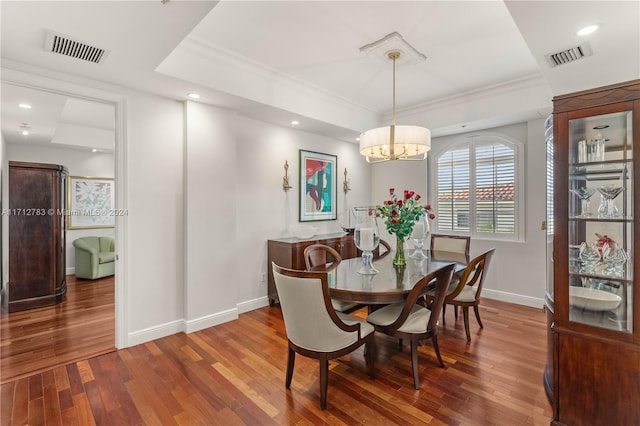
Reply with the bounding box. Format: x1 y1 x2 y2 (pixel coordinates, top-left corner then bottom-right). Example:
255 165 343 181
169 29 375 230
545 42 592 68
44 30 110 64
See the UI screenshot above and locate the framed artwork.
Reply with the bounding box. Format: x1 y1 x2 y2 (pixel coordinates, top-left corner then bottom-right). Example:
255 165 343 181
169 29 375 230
67 176 115 229
299 149 337 222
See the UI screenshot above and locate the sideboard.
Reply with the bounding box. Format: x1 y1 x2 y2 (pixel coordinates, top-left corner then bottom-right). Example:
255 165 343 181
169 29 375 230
267 232 357 306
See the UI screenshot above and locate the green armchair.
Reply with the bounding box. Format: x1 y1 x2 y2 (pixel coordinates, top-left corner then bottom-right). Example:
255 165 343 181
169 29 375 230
73 236 115 279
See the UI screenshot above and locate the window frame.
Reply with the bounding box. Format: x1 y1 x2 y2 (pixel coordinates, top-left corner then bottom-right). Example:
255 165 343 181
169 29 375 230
430 133 525 242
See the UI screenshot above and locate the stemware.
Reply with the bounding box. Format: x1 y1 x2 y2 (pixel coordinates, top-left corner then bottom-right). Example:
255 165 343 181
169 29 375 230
579 242 601 274
353 207 380 274
570 188 596 217
602 245 628 278
409 214 430 259
597 185 624 218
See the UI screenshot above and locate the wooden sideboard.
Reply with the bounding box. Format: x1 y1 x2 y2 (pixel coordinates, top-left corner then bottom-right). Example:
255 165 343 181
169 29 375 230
267 232 357 306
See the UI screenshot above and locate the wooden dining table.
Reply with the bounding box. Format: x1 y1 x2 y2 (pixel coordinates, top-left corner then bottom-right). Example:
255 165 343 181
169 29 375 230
323 250 472 305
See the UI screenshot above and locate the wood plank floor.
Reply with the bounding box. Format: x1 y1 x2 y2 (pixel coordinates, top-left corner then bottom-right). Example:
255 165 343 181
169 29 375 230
1 275 115 384
1 298 552 425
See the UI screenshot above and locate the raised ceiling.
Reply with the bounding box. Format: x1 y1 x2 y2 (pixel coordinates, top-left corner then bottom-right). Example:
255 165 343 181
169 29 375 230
1 1 638 148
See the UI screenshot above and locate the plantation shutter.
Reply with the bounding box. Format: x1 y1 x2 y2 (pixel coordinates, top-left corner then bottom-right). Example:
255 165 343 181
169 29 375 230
474 142 515 234
436 148 470 232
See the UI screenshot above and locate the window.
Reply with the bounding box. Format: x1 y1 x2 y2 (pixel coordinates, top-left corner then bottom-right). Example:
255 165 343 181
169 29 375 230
435 135 522 240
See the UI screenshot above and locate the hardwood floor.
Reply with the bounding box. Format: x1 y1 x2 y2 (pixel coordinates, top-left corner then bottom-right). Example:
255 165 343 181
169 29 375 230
1 298 552 425
1 275 115 384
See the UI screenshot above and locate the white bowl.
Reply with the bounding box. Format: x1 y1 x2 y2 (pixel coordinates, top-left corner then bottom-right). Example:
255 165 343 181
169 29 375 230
569 287 621 311
290 225 317 239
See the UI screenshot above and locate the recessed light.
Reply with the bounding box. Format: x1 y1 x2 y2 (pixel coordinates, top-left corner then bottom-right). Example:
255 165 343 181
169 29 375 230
577 25 599 36
18 103 32 109
92 148 98 153
21 130 29 136
187 92 201 99
356 137 361 142
291 120 299 125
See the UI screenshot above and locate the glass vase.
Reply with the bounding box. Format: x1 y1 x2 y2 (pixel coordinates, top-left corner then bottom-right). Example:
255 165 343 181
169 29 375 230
353 207 380 274
394 236 407 267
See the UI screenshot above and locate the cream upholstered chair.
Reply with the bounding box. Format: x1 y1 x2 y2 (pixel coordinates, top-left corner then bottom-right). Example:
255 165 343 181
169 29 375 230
366 263 455 389
430 234 471 257
304 244 363 314
428 248 495 342
272 262 375 409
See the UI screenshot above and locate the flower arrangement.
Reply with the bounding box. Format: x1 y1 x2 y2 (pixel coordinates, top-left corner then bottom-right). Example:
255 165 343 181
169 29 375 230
376 188 435 266
376 188 435 240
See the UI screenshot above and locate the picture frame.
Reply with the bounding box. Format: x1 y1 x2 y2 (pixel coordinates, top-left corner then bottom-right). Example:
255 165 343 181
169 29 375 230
299 149 337 222
67 176 115 229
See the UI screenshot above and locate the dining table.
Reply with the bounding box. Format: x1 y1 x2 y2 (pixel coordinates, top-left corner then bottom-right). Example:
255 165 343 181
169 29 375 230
322 249 473 305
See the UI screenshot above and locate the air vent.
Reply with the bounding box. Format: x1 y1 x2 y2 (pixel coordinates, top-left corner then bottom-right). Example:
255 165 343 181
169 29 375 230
545 42 592 68
44 30 110 64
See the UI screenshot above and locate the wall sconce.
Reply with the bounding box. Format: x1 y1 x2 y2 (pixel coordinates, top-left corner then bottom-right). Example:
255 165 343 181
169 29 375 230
343 168 351 193
282 160 293 191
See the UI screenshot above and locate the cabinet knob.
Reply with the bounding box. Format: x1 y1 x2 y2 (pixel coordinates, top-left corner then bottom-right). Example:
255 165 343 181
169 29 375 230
542 304 547 313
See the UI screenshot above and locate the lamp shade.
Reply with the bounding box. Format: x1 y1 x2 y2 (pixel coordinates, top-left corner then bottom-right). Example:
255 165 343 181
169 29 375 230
359 125 431 161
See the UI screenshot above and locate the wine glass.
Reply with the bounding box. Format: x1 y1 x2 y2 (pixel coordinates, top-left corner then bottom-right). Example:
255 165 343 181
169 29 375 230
570 188 596 217
579 242 601 274
353 207 380 274
409 214 430 259
597 185 624 218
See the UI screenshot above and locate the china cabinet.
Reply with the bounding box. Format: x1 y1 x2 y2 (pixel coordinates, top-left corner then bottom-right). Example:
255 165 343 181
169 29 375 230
545 80 640 425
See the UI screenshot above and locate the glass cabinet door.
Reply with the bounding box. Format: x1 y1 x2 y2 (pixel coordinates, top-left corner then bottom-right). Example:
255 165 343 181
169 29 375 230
568 110 633 332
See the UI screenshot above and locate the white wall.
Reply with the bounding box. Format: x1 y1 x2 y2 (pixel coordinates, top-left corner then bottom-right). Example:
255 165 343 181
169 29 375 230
234 116 371 309
6 143 115 274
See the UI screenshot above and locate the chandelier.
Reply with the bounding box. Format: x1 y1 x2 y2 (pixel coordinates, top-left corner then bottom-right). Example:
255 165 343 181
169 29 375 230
359 50 431 163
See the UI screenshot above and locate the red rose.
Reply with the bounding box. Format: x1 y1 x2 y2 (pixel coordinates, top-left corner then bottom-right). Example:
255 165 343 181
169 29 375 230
415 194 421 201
429 213 436 220
425 204 431 210
391 210 398 216
404 190 410 199
391 217 399 224
389 188 395 194
396 200 403 207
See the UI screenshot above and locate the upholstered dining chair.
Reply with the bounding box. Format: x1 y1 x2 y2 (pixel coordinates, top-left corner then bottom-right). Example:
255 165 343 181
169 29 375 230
429 234 471 257
365 263 455 389
304 244 364 314
428 248 495 342
272 263 376 409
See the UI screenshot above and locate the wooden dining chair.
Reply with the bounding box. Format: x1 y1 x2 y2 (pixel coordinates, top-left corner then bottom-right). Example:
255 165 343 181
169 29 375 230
365 263 455 389
272 262 376 409
373 239 392 259
430 234 471 257
427 248 495 342
304 244 364 314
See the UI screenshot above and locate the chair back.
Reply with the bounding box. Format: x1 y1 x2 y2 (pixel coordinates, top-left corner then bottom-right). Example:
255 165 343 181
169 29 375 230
272 263 361 352
373 239 391 259
378 263 455 334
430 234 471 257
303 244 342 270
446 248 495 303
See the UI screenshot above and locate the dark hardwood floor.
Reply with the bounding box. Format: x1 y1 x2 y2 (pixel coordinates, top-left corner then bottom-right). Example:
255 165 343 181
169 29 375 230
1 275 115 384
1 298 552 425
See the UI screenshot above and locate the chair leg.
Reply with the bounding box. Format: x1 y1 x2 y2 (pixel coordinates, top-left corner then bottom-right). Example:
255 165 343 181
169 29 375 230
365 338 376 379
462 307 471 341
319 358 329 410
410 340 420 390
473 305 484 328
285 347 295 388
454 306 459 320
431 335 445 368
441 304 446 321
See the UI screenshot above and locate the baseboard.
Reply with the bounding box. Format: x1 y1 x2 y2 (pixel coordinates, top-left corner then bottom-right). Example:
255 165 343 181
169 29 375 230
185 307 238 334
482 289 544 309
127 319 184 347
237 296 270 314
66 267 75 275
